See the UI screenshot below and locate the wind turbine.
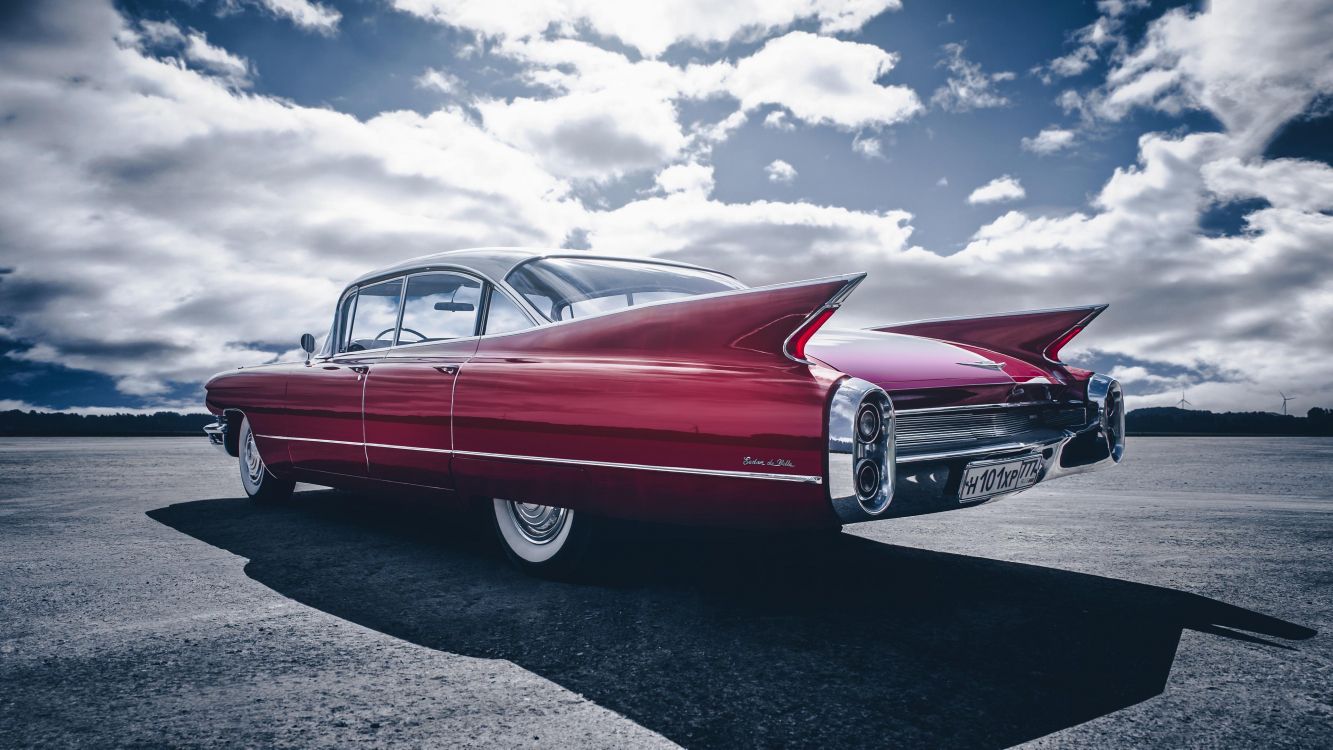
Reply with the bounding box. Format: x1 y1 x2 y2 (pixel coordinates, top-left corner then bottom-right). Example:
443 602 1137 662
1280 392 1294 415
1176 388 1192 410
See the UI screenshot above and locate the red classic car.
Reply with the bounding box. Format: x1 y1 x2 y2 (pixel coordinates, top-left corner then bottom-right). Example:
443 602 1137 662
205 248 1124 574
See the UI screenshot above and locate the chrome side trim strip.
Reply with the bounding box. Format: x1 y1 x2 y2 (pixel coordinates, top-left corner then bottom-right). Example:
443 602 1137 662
260 434 364 447
453 450 822 484
364 441 453 454
257 435 821 484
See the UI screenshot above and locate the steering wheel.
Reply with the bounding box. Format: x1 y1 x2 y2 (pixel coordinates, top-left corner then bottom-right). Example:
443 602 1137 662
373 327 429 342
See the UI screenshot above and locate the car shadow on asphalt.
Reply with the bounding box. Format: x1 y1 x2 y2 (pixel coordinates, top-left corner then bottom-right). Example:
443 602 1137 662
148 490 1315 749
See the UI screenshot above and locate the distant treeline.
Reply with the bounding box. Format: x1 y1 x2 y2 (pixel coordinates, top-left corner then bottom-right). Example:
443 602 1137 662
1126 406 1333 436
3 405 1332 437
0 410 215 436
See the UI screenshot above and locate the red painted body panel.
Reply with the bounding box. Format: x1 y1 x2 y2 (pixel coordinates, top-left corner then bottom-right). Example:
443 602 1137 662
284 355 376 476
363 341 476 488
807 329 1014 391
204 364 294 475
873 306 1105 372
449 278 855 527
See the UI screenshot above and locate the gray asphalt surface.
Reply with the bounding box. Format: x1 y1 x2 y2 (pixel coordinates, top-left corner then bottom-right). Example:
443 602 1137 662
1 436 1329 748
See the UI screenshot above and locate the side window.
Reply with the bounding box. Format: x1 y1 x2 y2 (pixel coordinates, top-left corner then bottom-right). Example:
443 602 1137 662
484 288 534 334
397 273 482 344
333 290 358 354
346 279 403 351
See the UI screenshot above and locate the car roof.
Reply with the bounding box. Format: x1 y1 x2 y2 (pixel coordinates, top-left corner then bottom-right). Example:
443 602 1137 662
347 247 735 288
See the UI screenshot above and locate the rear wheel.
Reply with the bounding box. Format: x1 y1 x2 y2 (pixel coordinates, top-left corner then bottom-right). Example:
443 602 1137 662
238 416 294 503
490 498 594 577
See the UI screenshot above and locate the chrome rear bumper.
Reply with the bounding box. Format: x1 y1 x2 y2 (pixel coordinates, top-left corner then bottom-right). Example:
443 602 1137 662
832 375 1124 524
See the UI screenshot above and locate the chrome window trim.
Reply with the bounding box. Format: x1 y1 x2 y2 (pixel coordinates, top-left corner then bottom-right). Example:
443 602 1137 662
504 254 747 324
340 275 405 355
506 253 740 283
257 435 822 484
479 284 540 336
322 264 543 360
330 260 860 351
391 269 486 347
324 287 360 357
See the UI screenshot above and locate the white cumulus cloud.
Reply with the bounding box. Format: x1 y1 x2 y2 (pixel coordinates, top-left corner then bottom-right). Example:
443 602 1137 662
1021 127 1076 155
765 159 797 184
655 161 715 196
389 0 901 58
728 32 923 130
763 110 795 131
1100 0 1333 148
415 67 464 94
967 176 1026 204
253 0 342 35
931 42 1014 111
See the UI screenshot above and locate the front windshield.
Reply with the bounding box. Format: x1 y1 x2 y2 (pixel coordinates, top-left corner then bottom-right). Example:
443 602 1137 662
505 257 744 322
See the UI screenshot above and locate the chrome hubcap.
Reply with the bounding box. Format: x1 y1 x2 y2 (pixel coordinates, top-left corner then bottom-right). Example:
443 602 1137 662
506 501 568 544
244 430 265 484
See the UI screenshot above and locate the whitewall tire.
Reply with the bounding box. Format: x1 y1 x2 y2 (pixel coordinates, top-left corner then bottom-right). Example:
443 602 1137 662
490 498 593 576
238 416 294 504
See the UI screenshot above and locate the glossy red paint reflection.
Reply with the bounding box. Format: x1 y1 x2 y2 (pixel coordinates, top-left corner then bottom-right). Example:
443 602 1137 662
874 306 1106 371
203 258 1108 529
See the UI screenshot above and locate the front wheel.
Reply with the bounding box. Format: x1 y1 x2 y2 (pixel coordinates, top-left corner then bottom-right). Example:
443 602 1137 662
238 416 294 503
490 499 594 577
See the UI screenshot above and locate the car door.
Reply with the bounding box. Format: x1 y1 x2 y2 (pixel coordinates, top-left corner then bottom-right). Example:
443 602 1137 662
286 277 403 477
362 271 484 489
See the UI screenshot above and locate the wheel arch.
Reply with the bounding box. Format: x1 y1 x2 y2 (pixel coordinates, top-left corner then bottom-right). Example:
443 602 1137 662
220 409 246 457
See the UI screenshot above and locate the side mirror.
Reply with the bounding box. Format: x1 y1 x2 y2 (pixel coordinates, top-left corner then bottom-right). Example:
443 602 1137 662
300 333 316 364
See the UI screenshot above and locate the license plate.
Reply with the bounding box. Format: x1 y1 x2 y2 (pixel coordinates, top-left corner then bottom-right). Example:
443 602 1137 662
958 455 1043 502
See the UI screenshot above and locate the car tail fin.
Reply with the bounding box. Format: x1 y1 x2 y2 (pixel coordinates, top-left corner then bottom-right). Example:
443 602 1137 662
478 273 865 364
871 304 1108 365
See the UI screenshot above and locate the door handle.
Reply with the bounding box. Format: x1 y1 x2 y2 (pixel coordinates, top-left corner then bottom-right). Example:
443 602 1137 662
434 365 459 375
350 365 370 376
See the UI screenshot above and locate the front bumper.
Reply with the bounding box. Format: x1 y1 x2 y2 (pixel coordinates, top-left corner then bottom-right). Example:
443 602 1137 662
833 374 1124 523
203 419 228 453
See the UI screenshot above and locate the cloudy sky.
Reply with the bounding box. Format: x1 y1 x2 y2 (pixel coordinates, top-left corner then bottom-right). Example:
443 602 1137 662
1 0 1331 415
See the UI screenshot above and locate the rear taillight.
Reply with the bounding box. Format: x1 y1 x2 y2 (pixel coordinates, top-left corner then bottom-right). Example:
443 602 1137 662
1043 325 1083 362
787 307 837 362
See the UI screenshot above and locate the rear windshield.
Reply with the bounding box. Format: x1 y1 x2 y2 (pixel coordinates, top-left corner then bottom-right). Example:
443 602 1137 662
505 257 743 322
